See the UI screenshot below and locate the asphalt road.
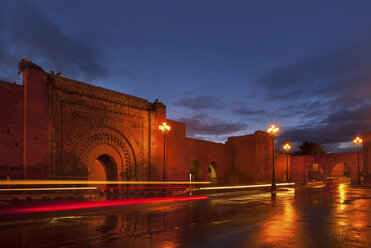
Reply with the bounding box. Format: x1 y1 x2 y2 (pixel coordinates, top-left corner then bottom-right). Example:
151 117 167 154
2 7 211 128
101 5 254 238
0 183 370 248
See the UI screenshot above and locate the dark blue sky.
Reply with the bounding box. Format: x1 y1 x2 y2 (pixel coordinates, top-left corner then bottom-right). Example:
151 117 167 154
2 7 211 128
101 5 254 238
1 0 371 152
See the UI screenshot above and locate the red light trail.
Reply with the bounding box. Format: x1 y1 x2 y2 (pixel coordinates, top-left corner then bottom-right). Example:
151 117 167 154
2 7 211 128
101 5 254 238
0 186 189 191
0 180 211 185
0 195 208 214
198 182 295 190
324 180 350 184
96 186 188 190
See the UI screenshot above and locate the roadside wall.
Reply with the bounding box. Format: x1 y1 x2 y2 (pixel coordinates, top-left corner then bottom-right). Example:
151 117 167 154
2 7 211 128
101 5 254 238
185 138 232 184
363 131 371 175
226 131 272 184
0 81 24 179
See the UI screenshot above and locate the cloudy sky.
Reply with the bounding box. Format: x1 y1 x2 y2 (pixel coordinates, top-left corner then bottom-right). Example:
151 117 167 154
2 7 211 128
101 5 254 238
1 0 371 152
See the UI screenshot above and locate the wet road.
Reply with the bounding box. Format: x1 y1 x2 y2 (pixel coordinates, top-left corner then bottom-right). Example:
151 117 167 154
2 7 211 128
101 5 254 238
0 183 370 248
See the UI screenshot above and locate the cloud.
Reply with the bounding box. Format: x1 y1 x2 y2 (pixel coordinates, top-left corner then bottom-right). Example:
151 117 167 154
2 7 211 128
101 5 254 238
173 95 223 110
321 104 371 124
278 104 371 151
233 107 268 116
0 1 110 82
276 100 326 120
176 113 247 137
256 40 371 105
232 106 271 122
255 39 371 150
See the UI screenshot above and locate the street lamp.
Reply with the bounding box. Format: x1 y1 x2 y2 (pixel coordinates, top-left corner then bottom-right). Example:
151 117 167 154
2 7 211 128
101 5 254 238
159 122 171 182
283 143 291 182
267 124 279 190
353 136 362 186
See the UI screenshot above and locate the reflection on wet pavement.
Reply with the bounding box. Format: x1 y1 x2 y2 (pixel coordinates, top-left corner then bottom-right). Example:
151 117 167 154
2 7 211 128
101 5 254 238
0 183 370 248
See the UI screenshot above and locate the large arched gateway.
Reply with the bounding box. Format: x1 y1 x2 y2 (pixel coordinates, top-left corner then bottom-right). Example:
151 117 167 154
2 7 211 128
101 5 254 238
73 127 136 181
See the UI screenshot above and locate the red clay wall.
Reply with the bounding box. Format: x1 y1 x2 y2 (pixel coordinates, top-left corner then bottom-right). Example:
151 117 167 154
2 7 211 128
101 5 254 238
226 131 272 184
275 153 291 182
185 138 232 184
363 131 371 175
0 81 24 179
22 65 49 179
165 119 187 181
290 155 311 183
150 102 167 181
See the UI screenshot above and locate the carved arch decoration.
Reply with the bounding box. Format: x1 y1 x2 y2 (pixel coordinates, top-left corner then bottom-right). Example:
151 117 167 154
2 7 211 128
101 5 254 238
64 116 140 180
75 128 136 180
66 117 141 154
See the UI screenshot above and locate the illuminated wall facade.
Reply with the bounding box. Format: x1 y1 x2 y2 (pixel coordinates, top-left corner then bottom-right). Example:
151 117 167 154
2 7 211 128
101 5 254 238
1 60 169 181
0 60 369 185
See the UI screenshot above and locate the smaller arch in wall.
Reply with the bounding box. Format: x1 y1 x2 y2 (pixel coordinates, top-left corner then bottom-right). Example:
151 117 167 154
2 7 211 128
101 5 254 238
331 162 351 181
306 163 324 182
208 162 217 184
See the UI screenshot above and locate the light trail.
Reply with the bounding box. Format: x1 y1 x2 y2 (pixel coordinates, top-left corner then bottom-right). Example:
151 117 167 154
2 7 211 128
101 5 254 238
0 186 189 191
198 182 295 190
0 195 208 214
0 180 211 185
0 187 98 191
0 183 295 191
96 186 188 190
324 180 349 184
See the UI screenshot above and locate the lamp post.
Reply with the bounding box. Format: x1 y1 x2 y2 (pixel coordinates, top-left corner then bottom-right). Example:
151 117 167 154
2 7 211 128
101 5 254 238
159 122 171 182
353 136 362 186
267 124 279 191
283 143 291 182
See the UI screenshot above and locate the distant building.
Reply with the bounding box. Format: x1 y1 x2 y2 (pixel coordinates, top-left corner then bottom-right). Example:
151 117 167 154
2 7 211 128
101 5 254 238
0 60 369 184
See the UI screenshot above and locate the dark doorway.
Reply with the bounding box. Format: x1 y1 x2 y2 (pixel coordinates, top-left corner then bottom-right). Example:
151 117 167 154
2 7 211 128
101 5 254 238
93 154 118 181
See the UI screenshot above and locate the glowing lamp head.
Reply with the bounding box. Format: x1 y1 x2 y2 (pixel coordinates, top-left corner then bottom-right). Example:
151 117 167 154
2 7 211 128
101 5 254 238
267 124 279 136
283 143 291 152
353 136 363 145
159 122 171 134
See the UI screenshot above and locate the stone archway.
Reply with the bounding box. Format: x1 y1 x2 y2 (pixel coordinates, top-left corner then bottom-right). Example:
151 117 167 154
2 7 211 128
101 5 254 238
331 162 351 181
75 128 136 181
306 163 323 182
90 154 117 180
87 144 121 181
208 162 217 184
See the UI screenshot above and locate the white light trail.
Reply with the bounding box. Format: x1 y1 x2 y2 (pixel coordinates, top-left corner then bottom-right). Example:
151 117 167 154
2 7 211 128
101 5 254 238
198 182 295 190
0 187 98 191
0 180 211 185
